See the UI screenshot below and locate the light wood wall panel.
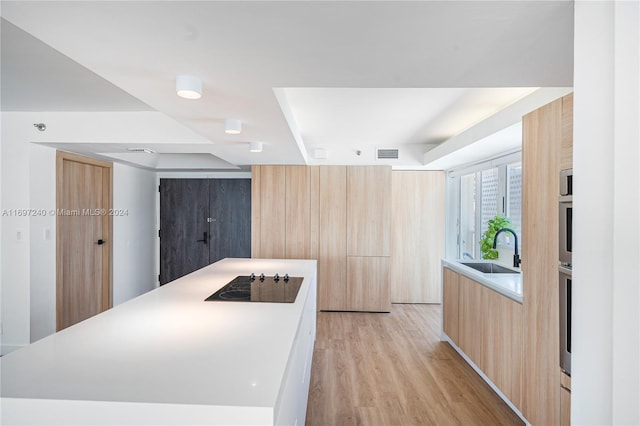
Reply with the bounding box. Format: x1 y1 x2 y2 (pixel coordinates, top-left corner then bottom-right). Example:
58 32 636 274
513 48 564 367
522 98 561 425
259 165 286 258
483 287 523 411
285 166 311 259
442 268 460 344
309 166 320 261
391 171 445 303
347 256 391 312
347 166 391 257
251 166 261 258
560 93 574 171
318 166 348 311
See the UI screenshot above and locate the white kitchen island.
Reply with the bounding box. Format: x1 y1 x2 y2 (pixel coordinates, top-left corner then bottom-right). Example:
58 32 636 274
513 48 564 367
1 258 317 426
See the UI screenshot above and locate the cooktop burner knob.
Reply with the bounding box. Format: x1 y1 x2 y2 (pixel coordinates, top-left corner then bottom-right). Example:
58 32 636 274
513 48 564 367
259 273 265 282
274 273 280 282
250 273 256 281
284 274 290 282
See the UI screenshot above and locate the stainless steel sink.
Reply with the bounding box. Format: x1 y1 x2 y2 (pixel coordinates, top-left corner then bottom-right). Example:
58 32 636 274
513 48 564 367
460 262 520 274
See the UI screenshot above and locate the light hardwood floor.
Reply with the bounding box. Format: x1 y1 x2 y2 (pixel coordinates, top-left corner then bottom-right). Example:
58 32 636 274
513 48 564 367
306 304 524 426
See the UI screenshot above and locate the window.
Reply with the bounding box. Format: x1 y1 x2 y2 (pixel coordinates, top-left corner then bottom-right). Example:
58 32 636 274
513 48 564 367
455 154 522 260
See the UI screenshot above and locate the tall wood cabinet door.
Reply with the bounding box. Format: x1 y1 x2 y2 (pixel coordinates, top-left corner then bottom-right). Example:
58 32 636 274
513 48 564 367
259 165 286 258
522 98 561 425
442 268 460 344
442 268 460 346
347 256 391 312
251 166 262 258
483 288 523 411
285 166 311 259
347 166 391 257
318 166 347 310
560 387 571 426
391 171 445 303
560 93 573 171
458 276 484 369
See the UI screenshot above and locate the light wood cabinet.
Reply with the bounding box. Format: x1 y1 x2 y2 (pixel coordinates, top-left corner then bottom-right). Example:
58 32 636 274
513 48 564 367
347 256 391 312
318 166 348 311
522 97 563 425
458 275 485 369
483 286 523 410
560 386 571 426
258 165 286 258
347 166 391 257
560 93 573 171
391 171 445 303
443 267 523 411
253 165 395 313
285 166 311 259
252 165 317 260
442 268 460 344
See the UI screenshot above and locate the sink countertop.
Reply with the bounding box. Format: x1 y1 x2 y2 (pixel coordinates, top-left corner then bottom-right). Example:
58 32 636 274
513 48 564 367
442 259 523 303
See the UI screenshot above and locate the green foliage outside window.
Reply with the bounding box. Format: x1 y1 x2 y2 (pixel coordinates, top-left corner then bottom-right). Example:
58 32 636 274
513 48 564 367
479 215 514 259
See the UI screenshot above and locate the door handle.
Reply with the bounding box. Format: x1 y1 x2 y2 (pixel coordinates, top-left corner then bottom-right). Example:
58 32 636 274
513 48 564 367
196 232 208 245
97 239 105 245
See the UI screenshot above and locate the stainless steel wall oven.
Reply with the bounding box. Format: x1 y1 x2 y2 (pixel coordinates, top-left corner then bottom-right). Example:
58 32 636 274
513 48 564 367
559 168 573 375
559 266 572 375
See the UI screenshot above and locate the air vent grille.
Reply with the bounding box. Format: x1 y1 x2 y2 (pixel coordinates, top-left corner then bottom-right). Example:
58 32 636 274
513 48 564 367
377 148 399 160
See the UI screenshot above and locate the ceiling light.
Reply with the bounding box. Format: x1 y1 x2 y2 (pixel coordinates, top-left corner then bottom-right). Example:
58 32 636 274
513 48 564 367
225 119 242 135
249 141 263 153
176 74 202 99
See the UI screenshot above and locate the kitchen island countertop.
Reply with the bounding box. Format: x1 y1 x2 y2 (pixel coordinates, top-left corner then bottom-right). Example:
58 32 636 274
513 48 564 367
1 258 317 425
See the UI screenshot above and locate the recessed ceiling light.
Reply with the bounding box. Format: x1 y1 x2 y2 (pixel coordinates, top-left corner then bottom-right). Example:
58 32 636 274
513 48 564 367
249 141 263 153
176 74 202 99
127 147 156 154
225 118 242 135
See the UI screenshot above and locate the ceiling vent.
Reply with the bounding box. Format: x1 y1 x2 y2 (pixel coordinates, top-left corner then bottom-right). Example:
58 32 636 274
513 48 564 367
376 148 399 160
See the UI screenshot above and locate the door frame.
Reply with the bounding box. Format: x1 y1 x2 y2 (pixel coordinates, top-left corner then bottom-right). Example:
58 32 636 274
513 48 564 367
56 151 113 331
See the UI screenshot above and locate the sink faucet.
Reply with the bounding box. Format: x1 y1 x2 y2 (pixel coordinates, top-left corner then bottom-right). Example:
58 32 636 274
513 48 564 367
492 228 521 268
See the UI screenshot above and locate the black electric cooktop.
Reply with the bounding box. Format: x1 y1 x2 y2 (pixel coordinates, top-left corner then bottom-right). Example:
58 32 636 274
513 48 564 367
205 274 303 303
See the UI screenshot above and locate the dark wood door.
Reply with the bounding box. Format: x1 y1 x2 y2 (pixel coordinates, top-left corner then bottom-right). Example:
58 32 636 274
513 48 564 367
209 179 251 263
160 178 251 285
159 179 210 285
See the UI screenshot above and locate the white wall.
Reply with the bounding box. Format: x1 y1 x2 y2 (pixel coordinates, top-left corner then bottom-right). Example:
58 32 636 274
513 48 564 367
1 113 34 353
29 143 57 342
113 163 157 305
1 112 159 352
573 1 640 424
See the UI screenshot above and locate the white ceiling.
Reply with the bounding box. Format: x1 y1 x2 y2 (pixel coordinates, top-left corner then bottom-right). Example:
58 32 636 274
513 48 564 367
0 1 574 170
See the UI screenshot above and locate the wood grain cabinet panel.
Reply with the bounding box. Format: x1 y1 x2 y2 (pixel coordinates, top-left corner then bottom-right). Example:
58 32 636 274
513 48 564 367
347 166 392 257
458 275 485 369
318 166 348 311
251 166 262 258
560 93 574 171
391 171 445 303
347 256 391 312
442 268 460 345
483 287 523 411
560 386 571 426
256 165 286 258
285 166 311 259
522 98 562 425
